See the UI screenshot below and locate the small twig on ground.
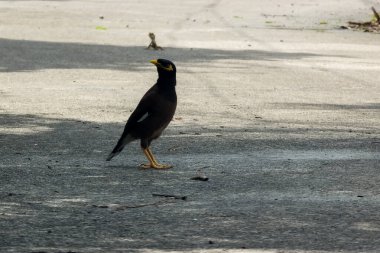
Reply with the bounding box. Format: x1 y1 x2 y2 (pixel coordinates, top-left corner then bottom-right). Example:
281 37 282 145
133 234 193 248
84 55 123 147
152 193 187 200
114 200 172 211
92 199 175 211
348 21 372 26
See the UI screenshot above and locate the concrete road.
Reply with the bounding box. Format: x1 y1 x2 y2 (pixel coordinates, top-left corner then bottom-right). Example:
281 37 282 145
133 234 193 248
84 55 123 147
0 0 379 252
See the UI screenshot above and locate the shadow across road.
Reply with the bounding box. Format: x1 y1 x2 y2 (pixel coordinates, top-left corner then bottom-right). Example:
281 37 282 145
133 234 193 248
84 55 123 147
0 38 334 72
0 113 379 252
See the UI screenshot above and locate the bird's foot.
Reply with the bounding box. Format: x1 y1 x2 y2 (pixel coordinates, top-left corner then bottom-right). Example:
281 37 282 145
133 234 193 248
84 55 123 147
139 163 172 170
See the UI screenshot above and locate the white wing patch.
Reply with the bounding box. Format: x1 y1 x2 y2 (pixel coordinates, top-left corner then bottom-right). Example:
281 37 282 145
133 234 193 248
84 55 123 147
137 112 149 122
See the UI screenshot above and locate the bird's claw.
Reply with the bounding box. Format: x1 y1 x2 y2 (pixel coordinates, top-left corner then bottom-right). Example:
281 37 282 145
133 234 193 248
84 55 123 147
139 163 172 170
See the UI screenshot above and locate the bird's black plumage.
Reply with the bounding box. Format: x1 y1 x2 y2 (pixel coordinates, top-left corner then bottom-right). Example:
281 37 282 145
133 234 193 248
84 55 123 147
106 59 177 169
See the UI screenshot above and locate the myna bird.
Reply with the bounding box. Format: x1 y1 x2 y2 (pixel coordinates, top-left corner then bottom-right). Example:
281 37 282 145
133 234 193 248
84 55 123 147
106 59 177 169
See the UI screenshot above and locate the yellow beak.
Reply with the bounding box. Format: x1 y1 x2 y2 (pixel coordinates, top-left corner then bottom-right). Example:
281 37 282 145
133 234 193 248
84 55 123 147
150 59 158 65
149 59 174 71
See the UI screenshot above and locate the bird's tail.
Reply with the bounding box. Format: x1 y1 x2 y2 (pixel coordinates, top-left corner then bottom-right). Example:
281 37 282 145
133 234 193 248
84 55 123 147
106 145 124 161
106 133 134 161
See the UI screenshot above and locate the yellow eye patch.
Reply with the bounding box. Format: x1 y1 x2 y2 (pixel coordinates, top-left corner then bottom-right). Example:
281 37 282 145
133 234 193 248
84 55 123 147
161 64 173 71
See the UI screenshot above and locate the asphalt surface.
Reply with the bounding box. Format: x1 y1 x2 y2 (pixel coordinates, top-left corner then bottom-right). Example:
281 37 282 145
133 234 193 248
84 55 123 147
0 0 380 252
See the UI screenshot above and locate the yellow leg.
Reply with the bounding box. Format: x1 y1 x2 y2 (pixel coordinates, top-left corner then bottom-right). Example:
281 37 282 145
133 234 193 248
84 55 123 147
146 148 159 164
140 148 157 168
140 148 172 169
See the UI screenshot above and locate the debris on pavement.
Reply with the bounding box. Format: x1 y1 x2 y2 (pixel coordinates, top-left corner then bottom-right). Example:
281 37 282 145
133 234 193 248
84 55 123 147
95 25 107 30
92 200 176 211
152 193 187 200
191 175 209 181
146 32 163 50
191 166 209 181
114 200 173 210
92 204 109 208
345 7 380 32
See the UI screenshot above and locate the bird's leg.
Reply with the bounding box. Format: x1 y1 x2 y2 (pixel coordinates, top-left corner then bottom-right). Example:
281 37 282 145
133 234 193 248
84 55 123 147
140 148 156 168
140 148 172 169
148 148 173 169
147 148 161 164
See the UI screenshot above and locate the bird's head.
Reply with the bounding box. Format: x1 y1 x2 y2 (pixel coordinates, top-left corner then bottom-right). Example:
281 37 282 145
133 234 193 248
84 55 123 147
150 59 176 85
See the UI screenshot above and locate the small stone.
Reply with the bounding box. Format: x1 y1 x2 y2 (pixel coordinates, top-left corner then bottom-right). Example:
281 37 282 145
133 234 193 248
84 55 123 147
191 176 209 181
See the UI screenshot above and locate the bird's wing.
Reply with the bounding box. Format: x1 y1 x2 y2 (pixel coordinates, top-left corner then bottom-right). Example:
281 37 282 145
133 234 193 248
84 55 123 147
124 85 157 131
106 85 157 161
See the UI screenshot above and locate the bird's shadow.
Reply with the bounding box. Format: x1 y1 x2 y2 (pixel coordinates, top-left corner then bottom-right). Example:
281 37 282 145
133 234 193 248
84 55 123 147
105 164 139 170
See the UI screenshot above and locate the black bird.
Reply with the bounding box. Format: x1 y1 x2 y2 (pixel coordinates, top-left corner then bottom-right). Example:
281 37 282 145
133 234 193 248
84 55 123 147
106 59 177 169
